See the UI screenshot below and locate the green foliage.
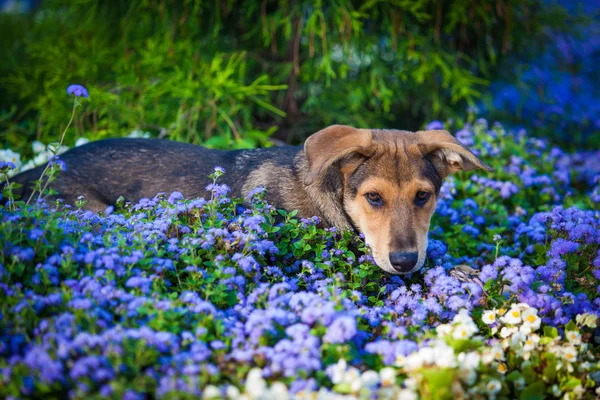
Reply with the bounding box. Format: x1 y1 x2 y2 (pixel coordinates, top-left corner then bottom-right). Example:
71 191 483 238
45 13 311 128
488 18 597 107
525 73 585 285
0 0 572 156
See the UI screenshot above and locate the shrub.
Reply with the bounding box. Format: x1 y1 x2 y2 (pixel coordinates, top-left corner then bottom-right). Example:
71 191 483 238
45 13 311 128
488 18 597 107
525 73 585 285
0 0 576 157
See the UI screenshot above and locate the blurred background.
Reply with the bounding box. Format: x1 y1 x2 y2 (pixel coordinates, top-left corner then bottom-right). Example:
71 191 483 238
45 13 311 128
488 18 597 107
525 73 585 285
0 0 598 161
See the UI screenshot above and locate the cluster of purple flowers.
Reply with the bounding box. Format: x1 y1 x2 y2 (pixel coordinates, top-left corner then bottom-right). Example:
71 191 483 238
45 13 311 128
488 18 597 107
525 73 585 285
1 116 599 397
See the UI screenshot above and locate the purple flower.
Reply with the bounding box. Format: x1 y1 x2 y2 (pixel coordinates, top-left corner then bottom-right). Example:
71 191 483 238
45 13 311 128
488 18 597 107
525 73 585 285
426 120 444 130
323 316 357 344
66 84 89 98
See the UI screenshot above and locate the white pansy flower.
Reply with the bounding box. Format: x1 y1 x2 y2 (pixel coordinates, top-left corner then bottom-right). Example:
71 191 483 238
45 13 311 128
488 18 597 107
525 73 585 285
521 308 541 332
360 370 380 387
269 382 289 400
492 345 505 361
500 326 516 339
226 385 241 399
75 137 90 147
434 344 456 368
523 334 540 352
460 368 477 385
482 310 497 325
514 377 526 391
245 368 266 399
453 324 475 340
486 379 502 394
562 346 577 363
0 149 22 174
397 389 418 400
573 385 585 397
32 141 46 153
203 385 221 398
497 362 508 374
379 367 396 386
436 323 452 337
457 352 481 370
501 305 522 325
328 359 347 384
565 330 581 345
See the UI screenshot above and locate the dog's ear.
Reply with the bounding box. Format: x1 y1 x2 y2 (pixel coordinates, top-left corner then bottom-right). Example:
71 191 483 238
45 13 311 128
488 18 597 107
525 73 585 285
304 125 374 184
416 130 493 177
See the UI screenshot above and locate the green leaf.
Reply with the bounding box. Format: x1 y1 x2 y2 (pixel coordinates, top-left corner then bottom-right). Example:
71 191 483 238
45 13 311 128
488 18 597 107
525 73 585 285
564 320 577 331
543 326 558 338
520 382 546 400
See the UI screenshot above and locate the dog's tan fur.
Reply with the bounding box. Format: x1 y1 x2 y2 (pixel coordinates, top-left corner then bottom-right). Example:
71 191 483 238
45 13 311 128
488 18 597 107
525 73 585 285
243 125 492 273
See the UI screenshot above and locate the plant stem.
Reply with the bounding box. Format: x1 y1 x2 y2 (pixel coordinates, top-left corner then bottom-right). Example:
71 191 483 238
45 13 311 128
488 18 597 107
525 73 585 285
27 97 78 206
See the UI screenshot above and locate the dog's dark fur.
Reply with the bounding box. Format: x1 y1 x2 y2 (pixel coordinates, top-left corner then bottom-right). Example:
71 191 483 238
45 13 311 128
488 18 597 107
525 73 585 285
10 125 492 274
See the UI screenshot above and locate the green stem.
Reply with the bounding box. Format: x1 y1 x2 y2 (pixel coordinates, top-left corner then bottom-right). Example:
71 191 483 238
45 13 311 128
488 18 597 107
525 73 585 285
27 97 79 206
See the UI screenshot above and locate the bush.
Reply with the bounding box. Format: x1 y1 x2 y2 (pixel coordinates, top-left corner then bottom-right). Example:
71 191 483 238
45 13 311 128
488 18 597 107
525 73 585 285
0 0 575 157
1 113 599 398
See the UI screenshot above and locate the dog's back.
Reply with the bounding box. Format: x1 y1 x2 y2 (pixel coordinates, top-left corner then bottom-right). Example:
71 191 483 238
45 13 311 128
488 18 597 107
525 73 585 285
9 138 301 211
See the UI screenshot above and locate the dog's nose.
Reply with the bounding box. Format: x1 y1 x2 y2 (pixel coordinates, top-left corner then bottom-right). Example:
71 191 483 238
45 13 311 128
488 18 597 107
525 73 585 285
389 252 418 273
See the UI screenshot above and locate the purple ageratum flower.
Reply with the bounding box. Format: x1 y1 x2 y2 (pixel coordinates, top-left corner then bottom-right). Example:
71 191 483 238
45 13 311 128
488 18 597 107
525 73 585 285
48 155 67 171
323 316 357 344
0 161 16 170
66 84 89 98
426 120 444 130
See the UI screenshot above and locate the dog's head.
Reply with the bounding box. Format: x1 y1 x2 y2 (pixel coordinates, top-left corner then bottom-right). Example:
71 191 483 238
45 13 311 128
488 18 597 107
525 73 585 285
304 125 492 274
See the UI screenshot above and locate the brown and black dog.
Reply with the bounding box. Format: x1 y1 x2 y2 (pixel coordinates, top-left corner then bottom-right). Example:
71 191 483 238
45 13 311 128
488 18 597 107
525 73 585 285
11 125 492 274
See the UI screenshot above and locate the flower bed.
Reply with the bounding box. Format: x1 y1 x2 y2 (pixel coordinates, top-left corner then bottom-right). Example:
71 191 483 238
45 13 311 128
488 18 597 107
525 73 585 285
1 119 599 399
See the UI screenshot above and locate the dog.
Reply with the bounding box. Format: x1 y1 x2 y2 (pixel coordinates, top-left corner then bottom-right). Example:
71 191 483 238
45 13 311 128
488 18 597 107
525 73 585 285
10 125 492 274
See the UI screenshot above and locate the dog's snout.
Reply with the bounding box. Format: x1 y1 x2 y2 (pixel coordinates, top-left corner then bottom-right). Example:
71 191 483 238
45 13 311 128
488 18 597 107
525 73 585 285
389 251 418 273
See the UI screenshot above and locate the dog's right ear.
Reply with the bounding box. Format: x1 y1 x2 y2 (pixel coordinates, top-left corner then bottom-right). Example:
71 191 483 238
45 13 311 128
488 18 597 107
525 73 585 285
304 125 374 184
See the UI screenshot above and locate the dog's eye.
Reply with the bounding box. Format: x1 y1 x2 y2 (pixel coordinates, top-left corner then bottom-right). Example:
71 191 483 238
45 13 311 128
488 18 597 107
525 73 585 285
365 192 383 207
415 191 431 205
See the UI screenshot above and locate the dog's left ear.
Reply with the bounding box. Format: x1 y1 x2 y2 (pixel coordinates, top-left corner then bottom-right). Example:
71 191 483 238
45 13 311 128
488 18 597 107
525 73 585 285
416 130 493 177
304 125 374 184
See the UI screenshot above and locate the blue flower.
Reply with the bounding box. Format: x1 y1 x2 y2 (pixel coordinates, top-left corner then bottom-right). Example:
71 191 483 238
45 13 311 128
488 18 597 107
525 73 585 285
66 84 89 98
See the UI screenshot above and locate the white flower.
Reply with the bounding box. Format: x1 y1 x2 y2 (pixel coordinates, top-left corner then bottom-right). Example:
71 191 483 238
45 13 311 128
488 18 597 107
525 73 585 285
396 389 418 400
573 385 585 397
360 370 380 387
453 323 476 340
492 345 505 361
436 323 452 337
458 352 481 370
379 367 396 386
0 149 22 173
500 305 522 325
523 334 540 352
328 359 347 384
486 379 502 394
245 368 266 399
482 310 497 325
551 384 561 397
562 346 577 363
434 344 456 368
510 331 527 347
460 368 477 385
75 137 90 147
226 385 241 399
128 129 151 138
514 377 526 391
497 362 508 374
269 382 289 400
565 330 581 345
500 326 516 339
32 141 46 153
203 385 221 398
521 308 541 332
